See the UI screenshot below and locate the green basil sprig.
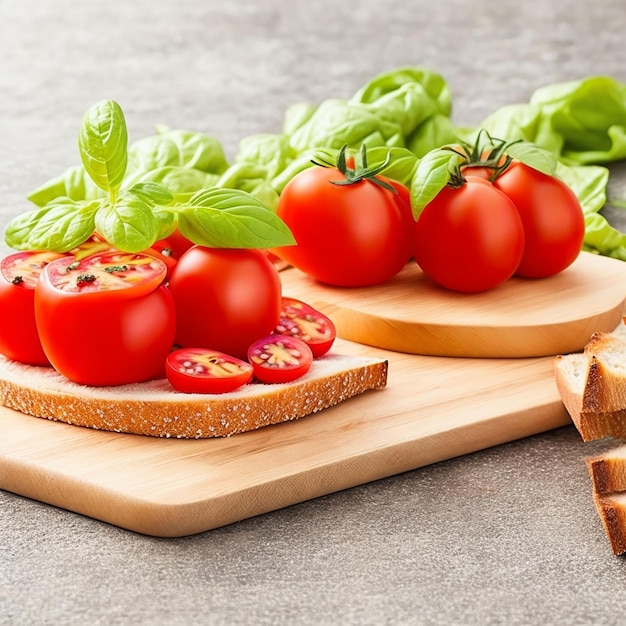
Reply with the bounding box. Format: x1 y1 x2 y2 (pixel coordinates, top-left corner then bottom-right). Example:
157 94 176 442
5 100 295 253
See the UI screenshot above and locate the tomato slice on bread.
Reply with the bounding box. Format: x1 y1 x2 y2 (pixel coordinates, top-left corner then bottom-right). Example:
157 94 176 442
166 348 254 394
273 297 336 357
247 335 313 384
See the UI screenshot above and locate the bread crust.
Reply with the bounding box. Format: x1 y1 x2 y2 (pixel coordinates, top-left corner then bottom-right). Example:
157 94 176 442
554 331 626 441
0 353 388 438
592 491 626 556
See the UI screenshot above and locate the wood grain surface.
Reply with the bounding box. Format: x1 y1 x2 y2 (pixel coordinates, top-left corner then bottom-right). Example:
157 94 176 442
0 251 623 536
281 251 626 358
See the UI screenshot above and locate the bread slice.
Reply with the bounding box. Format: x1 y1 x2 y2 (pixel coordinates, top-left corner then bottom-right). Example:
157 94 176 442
554 331 626 441
591 491 626 555
586 445 626 494
0 352 388 438
586 446 626 555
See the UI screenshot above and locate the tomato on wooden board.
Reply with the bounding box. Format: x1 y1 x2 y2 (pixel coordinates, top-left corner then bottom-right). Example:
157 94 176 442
0 250 65 365
166 348 253 394
35 252 175 386
247 335 313 384
272 156 412 287
168 246 282 360
492 162 585 278
411 176 525 293
273 297 336 357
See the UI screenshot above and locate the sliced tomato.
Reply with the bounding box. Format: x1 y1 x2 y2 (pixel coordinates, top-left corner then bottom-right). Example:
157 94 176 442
247 335 313 384
273 297 336 357
1 250 65 288
166 348 253 394
0 250 65 365
45 251 167 298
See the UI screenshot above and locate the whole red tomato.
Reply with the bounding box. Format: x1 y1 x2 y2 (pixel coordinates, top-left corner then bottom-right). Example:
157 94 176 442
492 162 585 278
168 247 282 359
411 176 525 293
0 250 64 365
35 251 175 386
272 161 412 287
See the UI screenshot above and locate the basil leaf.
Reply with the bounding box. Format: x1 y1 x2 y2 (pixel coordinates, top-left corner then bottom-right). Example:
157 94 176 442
27 164 103 207
505 141 558 176
127 166 220 201
5 198 99 252
410 148 465 217
95 195 158 252
128 182 174 206
78 100 128 195
365 146 419 186
177 188 295 249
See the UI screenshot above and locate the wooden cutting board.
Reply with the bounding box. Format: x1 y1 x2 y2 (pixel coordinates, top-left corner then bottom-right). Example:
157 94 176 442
281 251 626 358
0 251 624 537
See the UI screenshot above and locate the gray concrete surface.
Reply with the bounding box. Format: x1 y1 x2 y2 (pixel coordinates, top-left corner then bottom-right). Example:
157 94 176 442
2 1 626 624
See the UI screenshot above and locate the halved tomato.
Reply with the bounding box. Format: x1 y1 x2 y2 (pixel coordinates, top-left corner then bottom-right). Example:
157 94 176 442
247 335 313 384
36 251 174 386
166 348 253 394
45 250 167 299
273 297 336 357
0 250 65 365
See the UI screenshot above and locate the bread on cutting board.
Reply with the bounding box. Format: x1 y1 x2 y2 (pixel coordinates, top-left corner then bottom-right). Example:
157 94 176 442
0 351 388 438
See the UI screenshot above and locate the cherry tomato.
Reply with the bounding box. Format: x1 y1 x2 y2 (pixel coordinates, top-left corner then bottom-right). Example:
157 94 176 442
492 162 585 278
272 165 412 287
411 176 525 293
154 228 194 259
273 297 336 357
35 252 175 386
0 250 64 365
247 335 313 384
140 240 178 281
166 348 253 394
168 247 282 360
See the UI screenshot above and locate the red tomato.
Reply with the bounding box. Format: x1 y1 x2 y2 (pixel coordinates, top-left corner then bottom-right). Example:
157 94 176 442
0 250 64 365
166 348 253 394
492 162 585 278
141 241 178 280
247 335 313 384
272 166 412 287
168 247 282 360
154 229 193 259
35 252 175 386
273 297 336 357
411 176 525 293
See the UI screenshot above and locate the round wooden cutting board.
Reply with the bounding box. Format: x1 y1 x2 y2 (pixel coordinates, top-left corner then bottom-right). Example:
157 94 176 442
280 251 626 358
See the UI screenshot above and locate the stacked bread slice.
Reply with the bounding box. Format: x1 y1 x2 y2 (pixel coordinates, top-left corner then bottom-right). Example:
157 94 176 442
554 322 626 554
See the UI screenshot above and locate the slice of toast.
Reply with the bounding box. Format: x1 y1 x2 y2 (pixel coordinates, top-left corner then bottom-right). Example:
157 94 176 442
0 351 388 438
554 330 626 441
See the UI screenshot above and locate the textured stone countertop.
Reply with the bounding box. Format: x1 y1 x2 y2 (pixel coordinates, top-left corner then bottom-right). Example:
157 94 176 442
2 1 626 624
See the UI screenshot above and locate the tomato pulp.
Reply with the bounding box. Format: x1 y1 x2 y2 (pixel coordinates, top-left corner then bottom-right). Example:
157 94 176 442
166 348 253 394
35 251 175 386
273 297 336 358
248 335 313 384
